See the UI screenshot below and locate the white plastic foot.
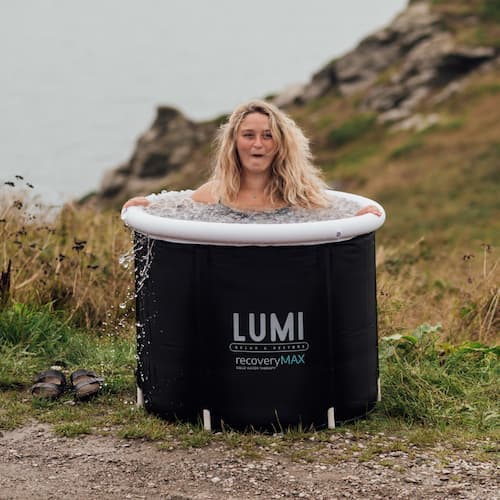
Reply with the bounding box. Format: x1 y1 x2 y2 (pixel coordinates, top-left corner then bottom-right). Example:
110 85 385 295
136 386 144 407
327 407 336 429
203 409 212 431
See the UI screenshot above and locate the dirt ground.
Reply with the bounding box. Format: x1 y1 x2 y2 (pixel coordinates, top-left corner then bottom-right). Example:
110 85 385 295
0 423 498 499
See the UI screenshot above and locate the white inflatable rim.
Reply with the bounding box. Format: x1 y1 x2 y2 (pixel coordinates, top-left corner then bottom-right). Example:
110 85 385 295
121 190 385 246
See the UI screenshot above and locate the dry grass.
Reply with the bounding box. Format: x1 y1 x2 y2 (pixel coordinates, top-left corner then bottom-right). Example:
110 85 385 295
0 188 134 330
377 238 498 344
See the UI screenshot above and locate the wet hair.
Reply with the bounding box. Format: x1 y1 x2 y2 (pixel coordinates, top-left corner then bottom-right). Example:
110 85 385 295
210 99 330 208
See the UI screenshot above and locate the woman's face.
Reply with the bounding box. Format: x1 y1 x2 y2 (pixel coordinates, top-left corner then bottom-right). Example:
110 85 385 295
236 112 276 175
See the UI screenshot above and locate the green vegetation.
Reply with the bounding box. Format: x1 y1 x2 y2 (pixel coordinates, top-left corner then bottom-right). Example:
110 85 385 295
327 113 377 147
0 304 497 457
388 136 424 159
430 0 500 47
0 302 135 400
379 324 498 428
480 0 500 22
336 145 380 167
296 65 500 247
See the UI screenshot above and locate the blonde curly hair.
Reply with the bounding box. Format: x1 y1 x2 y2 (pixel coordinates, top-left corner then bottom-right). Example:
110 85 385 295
210 100 330 208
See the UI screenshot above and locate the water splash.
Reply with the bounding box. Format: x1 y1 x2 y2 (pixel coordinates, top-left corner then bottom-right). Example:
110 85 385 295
117 232 155 315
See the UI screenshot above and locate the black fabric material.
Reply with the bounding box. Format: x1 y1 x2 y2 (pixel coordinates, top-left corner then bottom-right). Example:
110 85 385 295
134 232 378 429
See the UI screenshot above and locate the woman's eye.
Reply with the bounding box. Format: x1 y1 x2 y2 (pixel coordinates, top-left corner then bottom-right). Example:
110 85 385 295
263 133 273 139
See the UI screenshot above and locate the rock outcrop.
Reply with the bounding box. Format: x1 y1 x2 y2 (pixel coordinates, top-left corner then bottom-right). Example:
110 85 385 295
97 106 216 204
93 0 498 206
274 2 495 123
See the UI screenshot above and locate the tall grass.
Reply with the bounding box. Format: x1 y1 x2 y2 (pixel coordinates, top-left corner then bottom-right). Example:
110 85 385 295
377 238 499 344
0 185 134 329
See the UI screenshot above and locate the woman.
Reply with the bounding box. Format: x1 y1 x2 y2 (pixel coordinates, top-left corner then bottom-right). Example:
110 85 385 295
123 99 381 217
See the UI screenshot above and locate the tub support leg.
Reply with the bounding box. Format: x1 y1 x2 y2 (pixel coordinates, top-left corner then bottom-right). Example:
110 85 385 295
377 377 382 402
203 409 212 431
327 407 336 429
137 386 144 407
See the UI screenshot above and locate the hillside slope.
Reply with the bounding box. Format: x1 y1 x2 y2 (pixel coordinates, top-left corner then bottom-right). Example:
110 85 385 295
287 0 500 246
94 0 500 247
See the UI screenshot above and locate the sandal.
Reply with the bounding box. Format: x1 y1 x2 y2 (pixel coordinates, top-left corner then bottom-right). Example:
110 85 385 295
70 369 104 401
31 369 66 399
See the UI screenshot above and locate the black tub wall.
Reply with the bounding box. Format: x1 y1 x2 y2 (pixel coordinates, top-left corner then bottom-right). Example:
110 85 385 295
135 232 378 430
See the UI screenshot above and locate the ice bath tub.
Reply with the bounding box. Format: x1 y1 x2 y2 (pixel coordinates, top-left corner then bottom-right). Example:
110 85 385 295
122 190 385 430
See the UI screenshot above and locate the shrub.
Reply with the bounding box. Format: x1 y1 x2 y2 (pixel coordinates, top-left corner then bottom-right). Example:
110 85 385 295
327 114 377 147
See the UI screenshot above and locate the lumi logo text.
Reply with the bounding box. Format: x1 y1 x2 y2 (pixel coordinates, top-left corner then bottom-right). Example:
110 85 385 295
232 312 304 342
230 312 309 371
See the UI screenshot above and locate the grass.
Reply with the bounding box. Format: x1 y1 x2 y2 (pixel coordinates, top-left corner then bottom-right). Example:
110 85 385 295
430 0 500 47
371 131 500 246
336 145 380 166
378 324 499 428
54 421 93 437
377 237 499 344
327 114 377 148
0 302 136 393
0 295 497 461
0 187 133 329
388 136 424 159
292 58 500 249
480 0 500 21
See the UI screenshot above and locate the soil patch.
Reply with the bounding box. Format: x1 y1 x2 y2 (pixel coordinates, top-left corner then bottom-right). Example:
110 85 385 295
0 423 498 499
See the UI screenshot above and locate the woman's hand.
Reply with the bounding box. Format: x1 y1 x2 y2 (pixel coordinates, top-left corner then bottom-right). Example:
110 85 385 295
355 205 382 217
122 197 150 209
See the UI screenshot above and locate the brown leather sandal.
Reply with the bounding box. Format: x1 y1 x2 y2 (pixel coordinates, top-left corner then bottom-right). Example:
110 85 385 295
70 369 104 401
31 369 66 399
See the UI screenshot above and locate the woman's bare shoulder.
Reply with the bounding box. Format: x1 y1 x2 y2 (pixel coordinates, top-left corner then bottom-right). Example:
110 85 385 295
191 181 218 204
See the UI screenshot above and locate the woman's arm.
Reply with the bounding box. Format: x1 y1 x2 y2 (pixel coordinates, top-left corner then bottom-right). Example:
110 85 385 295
355 205 382 217
122 196 150 210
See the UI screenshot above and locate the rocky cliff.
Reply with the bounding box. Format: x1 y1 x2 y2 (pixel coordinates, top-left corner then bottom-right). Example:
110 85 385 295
97 107 216 203
93 0 499 209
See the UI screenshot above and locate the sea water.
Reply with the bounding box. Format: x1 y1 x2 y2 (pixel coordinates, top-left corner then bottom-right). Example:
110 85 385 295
144 190 361 224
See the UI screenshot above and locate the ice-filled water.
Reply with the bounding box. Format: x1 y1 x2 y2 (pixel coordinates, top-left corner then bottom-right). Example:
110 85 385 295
144 190 362 223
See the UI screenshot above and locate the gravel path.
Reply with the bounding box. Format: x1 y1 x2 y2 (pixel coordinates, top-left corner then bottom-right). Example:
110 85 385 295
0 423 498 499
